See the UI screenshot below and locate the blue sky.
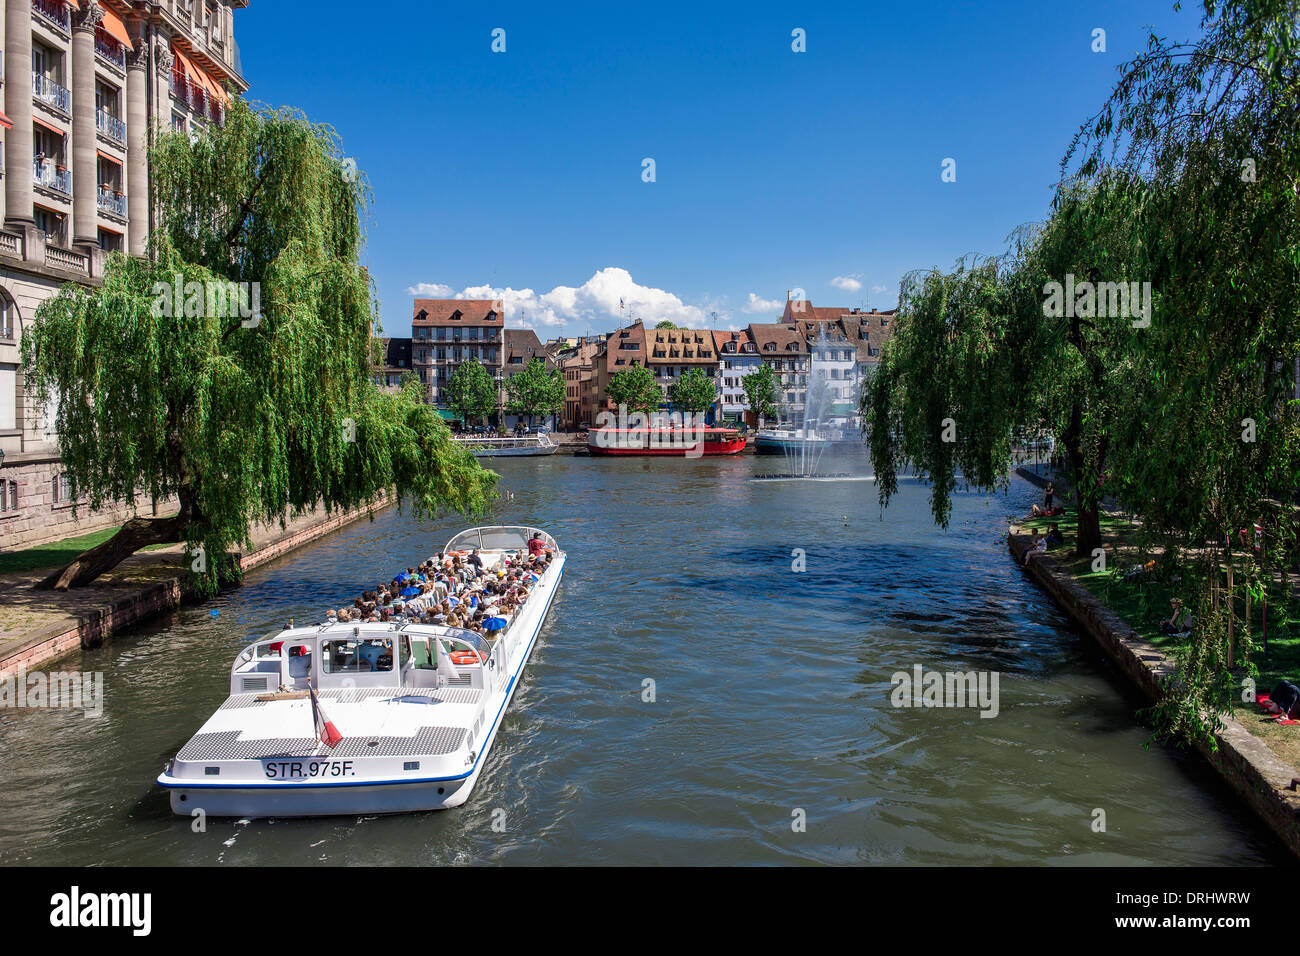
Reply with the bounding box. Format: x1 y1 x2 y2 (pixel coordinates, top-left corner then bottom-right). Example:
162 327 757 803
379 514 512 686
236 0 1201 339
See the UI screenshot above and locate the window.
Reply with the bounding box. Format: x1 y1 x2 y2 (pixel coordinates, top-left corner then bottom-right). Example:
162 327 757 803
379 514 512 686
95 82 121 119
32 42 60 85
52 473 72 505
0 480 17 513
33 125 65 166
33 207 66 246
98 228 123 252
0 297 14 340
96 156 123 193
0 364 15 430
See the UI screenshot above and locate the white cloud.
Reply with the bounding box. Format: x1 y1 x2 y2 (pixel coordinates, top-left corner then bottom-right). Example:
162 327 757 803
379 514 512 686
405 268 710 332
831 276 863 293
406 282 455 297
742 293 783 314
871 284 889 295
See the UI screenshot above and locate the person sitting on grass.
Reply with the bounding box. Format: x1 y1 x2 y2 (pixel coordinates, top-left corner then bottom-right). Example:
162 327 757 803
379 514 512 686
1023 529 1047 566
1046 523 1064 546
1159 598 1193 635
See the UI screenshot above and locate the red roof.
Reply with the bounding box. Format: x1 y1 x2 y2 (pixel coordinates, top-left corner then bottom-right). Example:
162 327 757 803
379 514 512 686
412 298 503 324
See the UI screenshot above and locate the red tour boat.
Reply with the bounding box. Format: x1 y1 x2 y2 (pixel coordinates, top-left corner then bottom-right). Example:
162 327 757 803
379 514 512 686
587 426 747 457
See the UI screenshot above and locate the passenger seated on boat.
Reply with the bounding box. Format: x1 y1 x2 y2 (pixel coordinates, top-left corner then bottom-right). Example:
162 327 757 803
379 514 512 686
528 533 546 557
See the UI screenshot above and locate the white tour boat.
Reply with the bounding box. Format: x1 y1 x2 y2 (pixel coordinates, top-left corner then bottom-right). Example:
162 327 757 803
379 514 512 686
451 432 559 458
157 526 564 817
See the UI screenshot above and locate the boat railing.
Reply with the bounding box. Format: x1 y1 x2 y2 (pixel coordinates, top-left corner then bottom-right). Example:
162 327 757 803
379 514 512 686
452 433 553 450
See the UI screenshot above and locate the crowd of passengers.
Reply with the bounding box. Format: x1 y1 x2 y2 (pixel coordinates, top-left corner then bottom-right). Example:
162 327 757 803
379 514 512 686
321 533 555 639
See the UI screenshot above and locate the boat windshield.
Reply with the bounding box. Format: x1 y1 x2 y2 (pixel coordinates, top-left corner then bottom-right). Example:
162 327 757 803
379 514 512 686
444 526 556 553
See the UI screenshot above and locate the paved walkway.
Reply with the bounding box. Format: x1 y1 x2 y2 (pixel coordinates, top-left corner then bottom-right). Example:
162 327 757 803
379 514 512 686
0 500 390 668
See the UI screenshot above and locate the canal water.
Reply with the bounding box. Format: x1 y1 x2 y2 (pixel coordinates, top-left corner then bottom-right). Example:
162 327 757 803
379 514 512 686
0 454 1285 864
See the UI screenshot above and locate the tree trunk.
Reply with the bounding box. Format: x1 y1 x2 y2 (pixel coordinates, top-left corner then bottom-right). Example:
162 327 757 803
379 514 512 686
37 496 195 591
1063 400 1102 558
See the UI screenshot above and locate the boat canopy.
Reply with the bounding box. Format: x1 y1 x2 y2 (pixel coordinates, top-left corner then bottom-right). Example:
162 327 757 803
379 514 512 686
444 525 557 554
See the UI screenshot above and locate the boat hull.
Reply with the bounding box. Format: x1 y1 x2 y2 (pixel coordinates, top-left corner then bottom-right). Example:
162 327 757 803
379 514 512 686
587 439 746 456
470 445 559 458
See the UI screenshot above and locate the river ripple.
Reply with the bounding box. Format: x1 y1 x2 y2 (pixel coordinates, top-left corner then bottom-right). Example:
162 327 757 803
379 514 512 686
0 454 1284 865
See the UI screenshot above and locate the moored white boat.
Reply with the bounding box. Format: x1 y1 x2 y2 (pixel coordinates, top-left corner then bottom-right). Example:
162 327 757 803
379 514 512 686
157 526 564 817
452 433 559 457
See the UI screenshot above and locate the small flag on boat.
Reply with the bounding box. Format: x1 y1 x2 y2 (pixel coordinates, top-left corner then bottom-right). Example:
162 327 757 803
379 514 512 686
309 686 343 748
434 639 462 686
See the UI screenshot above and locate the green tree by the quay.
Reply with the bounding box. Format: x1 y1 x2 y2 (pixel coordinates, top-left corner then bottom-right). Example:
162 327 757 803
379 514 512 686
445 358 499 428
606 365 661 416
505 358 564 427
21 101 496 592
667 367 716 415
865 170 1145 558
742 364 779 423
1060 0 1300 742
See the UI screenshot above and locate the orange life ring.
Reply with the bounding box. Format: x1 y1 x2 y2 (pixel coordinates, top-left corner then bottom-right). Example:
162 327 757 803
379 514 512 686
449 650 481 666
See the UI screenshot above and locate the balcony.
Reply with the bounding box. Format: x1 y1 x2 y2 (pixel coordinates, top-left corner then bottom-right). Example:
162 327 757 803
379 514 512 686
32 0 69 31
97 186 127 217
96 108 126 143
33 160 71 195
95 28 126 70
32 72 70 113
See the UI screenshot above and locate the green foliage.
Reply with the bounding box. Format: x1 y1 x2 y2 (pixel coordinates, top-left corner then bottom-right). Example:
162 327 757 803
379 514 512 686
655 321 680 329
606 365 661 415
505 358 564 423
20 101 496 591
869 0 1300 748
742 364 779 421
667 367 716 414
445 358 498 425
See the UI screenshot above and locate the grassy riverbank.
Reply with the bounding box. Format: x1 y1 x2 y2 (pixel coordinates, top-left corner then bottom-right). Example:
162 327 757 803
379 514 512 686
0 526 172 576
1014 487 1300 768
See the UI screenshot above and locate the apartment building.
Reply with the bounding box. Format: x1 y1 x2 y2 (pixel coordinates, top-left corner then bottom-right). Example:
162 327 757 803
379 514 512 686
712 328 762 424
748 324 809 419
411 297 504 419
373 337 413 391
0 0 250 549
501 327 557 430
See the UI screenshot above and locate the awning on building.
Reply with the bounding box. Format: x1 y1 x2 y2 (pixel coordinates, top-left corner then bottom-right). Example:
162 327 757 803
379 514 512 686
435 408 461 421
0 111 12 130
100 10 134 49
96 149 122 164
174 44 230 107
33 116 66 136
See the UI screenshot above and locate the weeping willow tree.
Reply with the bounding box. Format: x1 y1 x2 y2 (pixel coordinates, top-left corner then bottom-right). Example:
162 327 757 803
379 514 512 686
22 100 496 592
1064 0 1300 742
864 170 1146 557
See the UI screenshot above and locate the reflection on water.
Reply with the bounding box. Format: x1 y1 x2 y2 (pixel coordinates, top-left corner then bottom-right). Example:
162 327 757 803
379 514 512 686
0 452 1285 865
